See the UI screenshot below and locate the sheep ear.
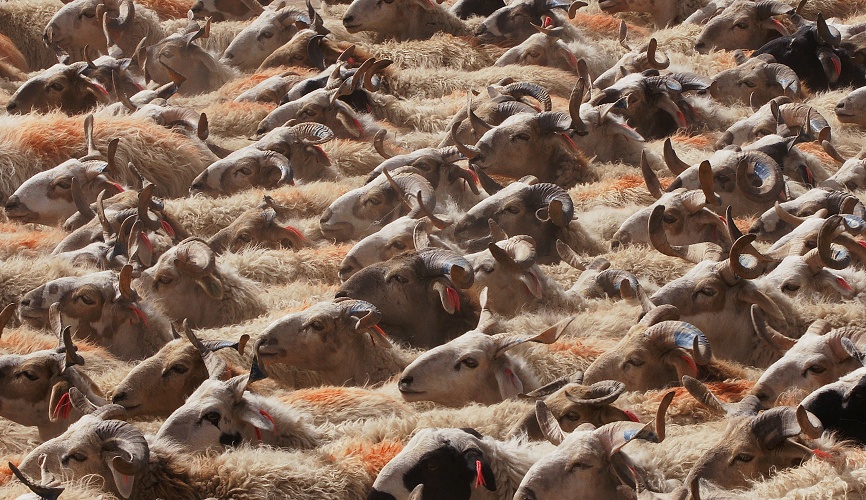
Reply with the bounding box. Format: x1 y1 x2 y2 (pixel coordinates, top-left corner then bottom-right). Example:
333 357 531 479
196 275 224 300
494 358 524 400
535 400 565 445
664 351 699 379
335 109 363 138
48 381 72 422
107 458 136 499
463 448 497 492
239 404 276 434
305 145 331 166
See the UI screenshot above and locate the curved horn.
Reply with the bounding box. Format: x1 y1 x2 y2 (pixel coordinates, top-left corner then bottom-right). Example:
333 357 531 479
420 249 474 288
450 121 480 160
569 79 588 136
816 13 841 46
118 264 134 300
567 1 587 19
8 460 64 500
0 303 15 338
736 153 784 203
751 304 796 353
663 138 690 176
646 38 669 69
94 419 150 476
564 380 626 406
467 96 493 135
501 82 552 112
646 321 712 364
71 177 96 222
817 215 852 270
775 201 807 227
556 239 585 270
729 234 772 279
292 122 335 145
529 183 574 228
373 129 392 159
641 150 663 199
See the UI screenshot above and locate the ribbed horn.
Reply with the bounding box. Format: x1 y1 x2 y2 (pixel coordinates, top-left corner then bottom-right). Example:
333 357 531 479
817 215 851 270
736 153 783 203
420 248 474 288
501 82 552 112
373 129 392 159
529 183 574 227
564 380 625 406
646 38 669 69
751 304 796 353
466 96 493 135
569 78 588 136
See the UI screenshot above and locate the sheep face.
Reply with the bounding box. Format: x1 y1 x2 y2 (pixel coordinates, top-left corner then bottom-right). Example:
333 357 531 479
397 331 525 406
750 189 863 241
44 0 132 60
18 415 150 500
136 239 227 327
569 103 644 165
694 0 792 53
255 300 382 373
110 339 210 418
208 207 307 253
476 0 567 45
802 368 866 443
6 63 109 115
144 27 229 96
751 326 866 406
320 173 435 242
336 249 476 348
0 350 97 433
190 148 293 198
754 253 859 300
369 428 498 500
19 272 115 328
514 429 623 499
835 87 866 126
824 158 866 191
341 0 445 40
495 33 577 73
650 261 788 366
709 57 801 106
686 409 816 489
583 321 712 391
5 160 115 226
464 236 545 316
467 112 583 185
611 190 727 250
453 182 573 261
220 6 308 70
190 0 260 22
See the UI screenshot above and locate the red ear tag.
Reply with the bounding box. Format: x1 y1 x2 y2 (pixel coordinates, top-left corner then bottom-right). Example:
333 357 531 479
676 111 686 127
129 306 148 327
160 220 175 238
805 167 814 186
446 287 461 312
505 367 520 389
352 117 364 139
254 428 262 442
93 83 110 96
836 276 852 291
560 133 578 151
139 232 153 253
284 225 307 242
813 449 832 460
260 409 277 434
857 240 866 250
314 145 330 164
475 460 486 489
110 182 125 192
466 168 480 187
624 410 640 422
543 16 553 28
832 56 841 77
373 325 388 337
680 354 698 377
54 392 72 420
772 19 786 33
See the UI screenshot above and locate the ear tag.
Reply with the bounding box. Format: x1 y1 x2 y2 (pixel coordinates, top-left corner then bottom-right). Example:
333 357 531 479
542 15 553 28
260 409 277 434
139 232 153 253
54 392 72 420
624 410 639 422
108 460 136 499
474 460 486 489
284 225 307 242
373 325 388 337
831 55 841 77
772 19 786 33
676 110 686 127
804 167 814 186
560 133 578 151
92 82 110 96
314 145 329 164
160 220 176 238
505 367 521 390
836 276 852 291
813 449 832 460
129 306 147 326
680 354 698 377
446 287 461 312
466 168 480 186
110 182 125 192
857 240 866 250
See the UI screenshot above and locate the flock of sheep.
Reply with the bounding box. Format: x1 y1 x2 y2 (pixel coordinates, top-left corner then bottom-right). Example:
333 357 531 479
2 0 866 497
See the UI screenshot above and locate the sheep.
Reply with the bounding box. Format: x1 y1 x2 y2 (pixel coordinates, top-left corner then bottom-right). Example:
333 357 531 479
749 311 866 406
257 29 349 71
598 0 712 29
0 0 64 71
397 299 573 406
190 145 295 197
748 188 864 242
708 54 801 107
494 23 591 74
18 271 117 329
752 15 866 90
190 0 267 22
136 237 267 328
369 427 553 500
336 248 478 348
220 3 313 71
0 306 105 440
43 0 165 63
476 0 578 46
693 0 794 53
593 32 672 90
514 393 674 499
254 298 415 386
583 305 751 391
801 366 866 444
835 85 866 126
109 334 249 418
341 0 471 42
611 155 730 251
207 196 309 253
319 171 436 242
5 115 121 226
452 180 604 263
144 19 237 96
820 144 866 191
155 325 322 452
450 0 505 19
715 99 831 148
681 376 827 490
509 374 639 440
5 62 114 115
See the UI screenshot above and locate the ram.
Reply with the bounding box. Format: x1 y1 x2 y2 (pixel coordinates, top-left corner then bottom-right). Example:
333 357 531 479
750 310 866 406
220 3 313 71
207 197 308 253
597 0 712 29
341 0 471 42
749 187 863 242
708 54 801 107
254 299 415 386
801 366 866 444
694 0 793 53
136 237 267 328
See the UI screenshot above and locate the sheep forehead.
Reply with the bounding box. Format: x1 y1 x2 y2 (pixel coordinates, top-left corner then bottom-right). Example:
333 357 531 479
466 182 529 215
420 331 495 361
206 147 267 175
767 218 824 251
405 428 483 455
377 148 442 170
186 379 237 404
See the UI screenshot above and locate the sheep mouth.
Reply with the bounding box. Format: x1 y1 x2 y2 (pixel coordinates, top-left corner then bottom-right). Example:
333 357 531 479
398 388 425 395
597 0 620 10
3 207 36 222
255 347 286 359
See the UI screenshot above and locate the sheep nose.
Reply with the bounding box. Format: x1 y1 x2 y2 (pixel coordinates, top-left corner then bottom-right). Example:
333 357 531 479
320 208 333 225
342 14 355 24
398 376 413 389
695 41 706 51
6 101 18 114
190 0 204 13
334 290 349 299
19 298 30 308
5 194 20 211
112 391 128 403
514 489 537 500
837 101 845 109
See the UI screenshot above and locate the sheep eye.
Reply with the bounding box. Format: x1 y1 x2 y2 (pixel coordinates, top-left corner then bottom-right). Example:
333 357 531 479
662 214 677 224
386 274 408 284
461 358 479 368
697 287 716 297
739 79 757 88
63 452 87 464
734 453 754 463
79 294 95 305
293 54 305 60
17 370 38 381
563 411 581 422
806 364 826 375
734 21 749 29
239 233 253 243
157 276 173 285
782 283 800 293
261 31 274 39
425 461 438 471
55 179 72 190
300 108 318 118
505 205 520 214
364 197 382 207
310 320 325 331
716 174 730 183
512 133 531 142
203 411 221 425
237 166 253 176
569 462 592 471
626 357 644 367
164 364 188 376
82 10 96 18
756 128 773 136
389 241 406 250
